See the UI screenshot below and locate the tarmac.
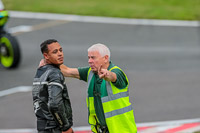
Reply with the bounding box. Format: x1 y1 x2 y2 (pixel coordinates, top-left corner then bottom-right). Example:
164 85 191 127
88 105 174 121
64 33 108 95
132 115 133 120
0 11 200 133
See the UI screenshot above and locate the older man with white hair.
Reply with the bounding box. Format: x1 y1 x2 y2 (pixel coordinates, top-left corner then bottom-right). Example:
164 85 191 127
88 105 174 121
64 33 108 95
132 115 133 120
59 43 137 133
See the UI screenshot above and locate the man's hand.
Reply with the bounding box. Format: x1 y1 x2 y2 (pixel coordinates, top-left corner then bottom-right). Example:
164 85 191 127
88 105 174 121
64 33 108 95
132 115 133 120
98 65 108 79
39 59 46 67
98 65 117 82
62 128 74 133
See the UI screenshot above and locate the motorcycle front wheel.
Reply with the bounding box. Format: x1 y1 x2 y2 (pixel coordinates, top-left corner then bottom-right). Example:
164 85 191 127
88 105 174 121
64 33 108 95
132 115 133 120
0 32 21 68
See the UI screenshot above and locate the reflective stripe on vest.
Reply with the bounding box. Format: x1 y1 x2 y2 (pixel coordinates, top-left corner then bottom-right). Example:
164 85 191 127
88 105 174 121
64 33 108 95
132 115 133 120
105 104 132 118
101 82 129 103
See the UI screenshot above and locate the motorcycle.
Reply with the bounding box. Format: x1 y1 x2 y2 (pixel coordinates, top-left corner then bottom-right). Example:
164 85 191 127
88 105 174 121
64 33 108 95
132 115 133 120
0 10 21 68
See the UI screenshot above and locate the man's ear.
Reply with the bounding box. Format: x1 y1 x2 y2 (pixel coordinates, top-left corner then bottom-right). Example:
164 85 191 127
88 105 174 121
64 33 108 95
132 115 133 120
104 55 109 63
43 52 49 60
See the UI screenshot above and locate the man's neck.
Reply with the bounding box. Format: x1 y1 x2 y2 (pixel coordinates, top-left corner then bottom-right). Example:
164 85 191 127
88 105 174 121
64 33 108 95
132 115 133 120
46 61 61 68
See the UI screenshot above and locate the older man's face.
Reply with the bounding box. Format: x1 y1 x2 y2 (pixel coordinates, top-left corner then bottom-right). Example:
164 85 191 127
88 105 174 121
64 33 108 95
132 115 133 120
88 50 106 73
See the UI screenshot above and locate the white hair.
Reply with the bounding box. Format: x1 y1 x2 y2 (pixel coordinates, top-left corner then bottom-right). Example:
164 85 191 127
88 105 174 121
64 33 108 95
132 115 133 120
88 43 110 60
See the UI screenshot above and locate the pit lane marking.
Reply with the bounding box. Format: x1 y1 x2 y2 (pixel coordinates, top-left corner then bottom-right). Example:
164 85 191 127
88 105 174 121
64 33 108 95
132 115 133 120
0 86 32 97
8 20 69 35
9 11 200 27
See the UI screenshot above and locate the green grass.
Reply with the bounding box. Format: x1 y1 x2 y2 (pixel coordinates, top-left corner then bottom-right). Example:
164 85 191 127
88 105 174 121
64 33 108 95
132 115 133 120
2 0 200 20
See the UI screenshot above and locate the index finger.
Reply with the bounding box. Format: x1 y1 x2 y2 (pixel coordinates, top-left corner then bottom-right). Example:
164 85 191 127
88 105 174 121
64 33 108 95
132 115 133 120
98 64 102 74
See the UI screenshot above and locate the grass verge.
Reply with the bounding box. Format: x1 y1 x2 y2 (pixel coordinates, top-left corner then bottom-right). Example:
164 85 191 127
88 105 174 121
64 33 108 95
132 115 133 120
2 0 200 20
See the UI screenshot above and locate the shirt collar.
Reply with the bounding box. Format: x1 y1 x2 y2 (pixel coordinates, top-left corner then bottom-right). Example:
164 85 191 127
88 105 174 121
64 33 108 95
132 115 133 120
107 61 115 70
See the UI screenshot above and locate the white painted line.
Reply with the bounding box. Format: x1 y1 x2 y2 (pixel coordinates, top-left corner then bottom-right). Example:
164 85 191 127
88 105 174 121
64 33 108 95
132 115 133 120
8 25 33 34
0 118 200 132
156 125 181 132
8 11 200 27
69 118 200 131
0 129 36 133
136 118 200 127
0 86 32 97
73 126 91 131
8 20 69 35
177 126 200 133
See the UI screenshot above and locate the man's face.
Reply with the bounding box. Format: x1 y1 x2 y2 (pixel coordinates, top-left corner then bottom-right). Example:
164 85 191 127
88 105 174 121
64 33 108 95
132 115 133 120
44 42 64 65
88 50 105 72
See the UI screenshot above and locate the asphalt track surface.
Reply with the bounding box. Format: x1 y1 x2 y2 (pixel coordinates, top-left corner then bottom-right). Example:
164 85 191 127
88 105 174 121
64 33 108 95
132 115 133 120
0 13 200 131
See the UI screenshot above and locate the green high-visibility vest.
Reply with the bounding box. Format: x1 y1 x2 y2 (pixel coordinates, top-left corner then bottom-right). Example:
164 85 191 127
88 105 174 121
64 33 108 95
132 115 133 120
86 66 137 133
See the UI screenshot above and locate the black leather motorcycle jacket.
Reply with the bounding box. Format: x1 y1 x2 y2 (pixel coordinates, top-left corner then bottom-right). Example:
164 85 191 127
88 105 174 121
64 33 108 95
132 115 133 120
32 64 73 131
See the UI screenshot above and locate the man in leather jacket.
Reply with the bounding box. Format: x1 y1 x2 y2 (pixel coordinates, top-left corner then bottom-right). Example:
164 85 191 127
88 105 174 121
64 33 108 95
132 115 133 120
32 39 73 133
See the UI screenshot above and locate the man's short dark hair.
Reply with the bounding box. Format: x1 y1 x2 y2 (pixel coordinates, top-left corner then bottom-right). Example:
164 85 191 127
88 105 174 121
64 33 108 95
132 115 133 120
40 39 58 53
